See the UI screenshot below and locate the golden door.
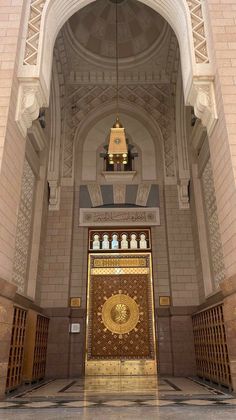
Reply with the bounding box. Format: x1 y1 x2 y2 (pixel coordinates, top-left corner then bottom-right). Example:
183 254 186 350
85 253 157 375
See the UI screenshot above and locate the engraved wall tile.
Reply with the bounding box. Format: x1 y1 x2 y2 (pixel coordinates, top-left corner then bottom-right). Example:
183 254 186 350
88 184 103 207
113 184 126 204
12 160 35 293
202 159 225 286
136 183 151 207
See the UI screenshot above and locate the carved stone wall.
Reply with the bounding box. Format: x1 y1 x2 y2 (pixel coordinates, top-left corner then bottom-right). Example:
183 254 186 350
202 158 225 286
12 160 35 294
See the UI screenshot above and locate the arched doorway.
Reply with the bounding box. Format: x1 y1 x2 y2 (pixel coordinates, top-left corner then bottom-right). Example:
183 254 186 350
3 0 228 392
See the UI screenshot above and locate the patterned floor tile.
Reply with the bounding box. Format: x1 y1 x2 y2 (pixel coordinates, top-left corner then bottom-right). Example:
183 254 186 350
0 402 19 408
24 402 57 408
3 376 234 410
63 401 97 407
182 399 216 405
102 400 136 407
218 399 236 405
142 400 175 406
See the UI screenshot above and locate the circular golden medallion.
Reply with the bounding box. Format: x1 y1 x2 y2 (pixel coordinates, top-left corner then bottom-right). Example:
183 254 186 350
101 294 139 335
111 303 130 324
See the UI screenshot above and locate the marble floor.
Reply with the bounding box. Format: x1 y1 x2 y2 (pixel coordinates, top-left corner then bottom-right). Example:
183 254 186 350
0 376 236 419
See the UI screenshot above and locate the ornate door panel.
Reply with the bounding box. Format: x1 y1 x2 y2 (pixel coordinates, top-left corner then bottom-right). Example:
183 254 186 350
86 253 157 375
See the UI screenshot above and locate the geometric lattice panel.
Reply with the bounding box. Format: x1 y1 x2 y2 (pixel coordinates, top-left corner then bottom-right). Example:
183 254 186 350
32 315 50 380
202 159 225 287
6 307 27 392
12 160 35 294
192 304 231 388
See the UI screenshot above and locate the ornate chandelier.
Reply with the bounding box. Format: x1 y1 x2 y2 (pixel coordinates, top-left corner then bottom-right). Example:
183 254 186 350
108 0 128 165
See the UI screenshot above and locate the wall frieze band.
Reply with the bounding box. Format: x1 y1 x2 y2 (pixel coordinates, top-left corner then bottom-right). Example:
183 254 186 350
68 70 170 85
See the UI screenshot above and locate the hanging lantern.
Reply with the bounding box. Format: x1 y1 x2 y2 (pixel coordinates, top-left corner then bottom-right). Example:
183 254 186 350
108 117 128 165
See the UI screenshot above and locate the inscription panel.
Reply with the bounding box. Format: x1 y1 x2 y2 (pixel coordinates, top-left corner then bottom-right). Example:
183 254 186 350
80 208 160 226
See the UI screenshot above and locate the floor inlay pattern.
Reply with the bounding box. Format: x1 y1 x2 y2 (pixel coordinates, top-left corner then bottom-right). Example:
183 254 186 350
1 377 235 409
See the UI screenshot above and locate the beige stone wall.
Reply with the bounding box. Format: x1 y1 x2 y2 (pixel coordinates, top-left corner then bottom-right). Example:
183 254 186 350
165 185 199 306
39 183 199 310
189 180 205 303
151 186 170 305
0 0 28 284
35 181 49 304
205 1 236 279
70 189 88 309
40 187 74 307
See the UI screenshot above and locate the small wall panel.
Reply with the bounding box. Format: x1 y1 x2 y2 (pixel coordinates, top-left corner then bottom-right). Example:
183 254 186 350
192 303 231 388
6 307 27 392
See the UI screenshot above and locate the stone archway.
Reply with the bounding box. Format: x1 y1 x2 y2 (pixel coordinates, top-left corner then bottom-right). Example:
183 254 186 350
16 0 217 137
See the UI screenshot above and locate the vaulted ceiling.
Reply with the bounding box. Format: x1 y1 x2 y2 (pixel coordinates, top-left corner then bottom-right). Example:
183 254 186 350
55 0 179 76
69 0 166 61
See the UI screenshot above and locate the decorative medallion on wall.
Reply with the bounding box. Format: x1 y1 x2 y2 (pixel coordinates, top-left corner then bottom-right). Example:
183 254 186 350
101 293 140 336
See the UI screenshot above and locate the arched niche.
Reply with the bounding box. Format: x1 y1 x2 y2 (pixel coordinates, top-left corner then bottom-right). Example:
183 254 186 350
74 107 164 184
